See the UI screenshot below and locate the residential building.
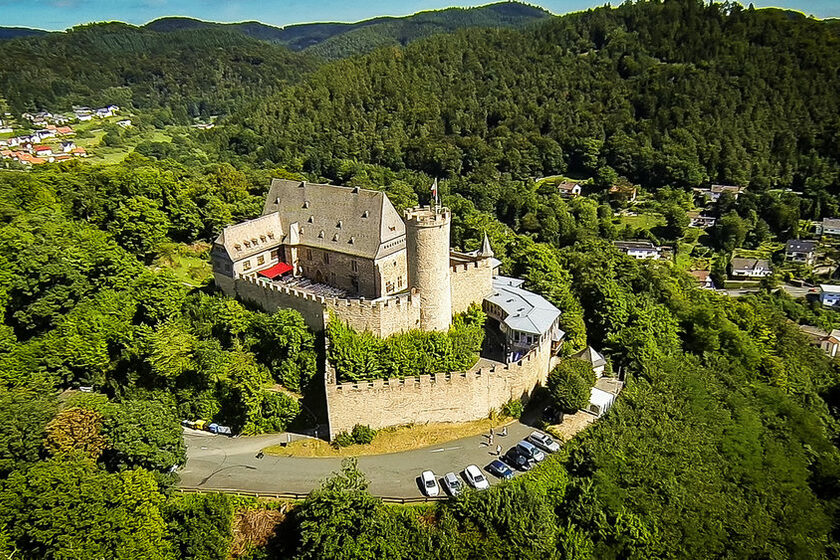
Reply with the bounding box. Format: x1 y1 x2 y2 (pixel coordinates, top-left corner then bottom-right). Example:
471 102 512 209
609 184 637 202
688 269 715 289
694 184 745 203
799 324 840 358
785 239 817 265
820 284 840 307
730 257 772 278
822 218 840 236
556 181 581 198
572 346 607 377
688 212 716 229
614 240 661 260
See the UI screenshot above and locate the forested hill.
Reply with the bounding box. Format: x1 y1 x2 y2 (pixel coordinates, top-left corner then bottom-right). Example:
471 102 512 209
0 23 315 118
145 2 551 59
0 27 48 40
220 0 840 201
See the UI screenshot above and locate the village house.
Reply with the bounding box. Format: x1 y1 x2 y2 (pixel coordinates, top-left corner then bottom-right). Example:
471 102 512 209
61 141 76 153
609 184 637 202
694 184 745 203
730 257 772 278
33 145 52 157
614 240 662 260
785 239 817 265
799 324 840 358
821 218 840 236
117 119 132 128
820 284 840 307
556 181 582 198
687 212 716 229
688 269 715 289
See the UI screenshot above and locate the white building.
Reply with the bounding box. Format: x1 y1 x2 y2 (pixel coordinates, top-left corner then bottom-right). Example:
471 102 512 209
730 257 772 278
822 218 840 236
820 284 840 307
586 387 616 418
614 240 661 260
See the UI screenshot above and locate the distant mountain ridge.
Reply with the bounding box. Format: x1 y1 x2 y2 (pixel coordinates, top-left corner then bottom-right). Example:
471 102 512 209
0 27 48 40
144 2 552 58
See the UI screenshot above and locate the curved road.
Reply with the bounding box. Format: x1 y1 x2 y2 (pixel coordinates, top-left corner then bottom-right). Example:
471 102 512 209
178 421 539 498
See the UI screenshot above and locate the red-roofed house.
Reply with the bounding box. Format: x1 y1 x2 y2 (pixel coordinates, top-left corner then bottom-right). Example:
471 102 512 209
33 145 52 156
57 126 74 136
71 147 87 157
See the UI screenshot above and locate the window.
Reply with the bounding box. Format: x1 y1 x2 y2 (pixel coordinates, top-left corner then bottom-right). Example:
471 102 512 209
270 249 279 259
397 276 403 288
351 276 359 293
385 280 394 293
323 253 330 264
257 255 265 266
224 263 231 272
351 260 358 273
243 260 251 271
306 249 312 260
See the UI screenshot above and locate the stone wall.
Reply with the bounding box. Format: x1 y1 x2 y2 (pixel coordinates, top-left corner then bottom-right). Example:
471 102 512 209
233 275 421 336
405 207 452 332
325 335 553 438
450 259 494 314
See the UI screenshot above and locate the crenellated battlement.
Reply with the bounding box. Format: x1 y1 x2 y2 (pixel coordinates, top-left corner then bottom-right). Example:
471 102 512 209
325 342 550 439
241 274 419 310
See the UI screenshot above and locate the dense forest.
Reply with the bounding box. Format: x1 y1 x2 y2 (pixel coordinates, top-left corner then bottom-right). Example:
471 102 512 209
146 2 550 59
2 0 840 558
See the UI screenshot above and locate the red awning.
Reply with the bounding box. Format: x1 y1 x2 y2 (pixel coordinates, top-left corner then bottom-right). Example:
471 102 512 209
258 262 293 279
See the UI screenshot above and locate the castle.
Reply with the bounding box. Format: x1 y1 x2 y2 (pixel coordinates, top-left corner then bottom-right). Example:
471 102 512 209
212 179 564 437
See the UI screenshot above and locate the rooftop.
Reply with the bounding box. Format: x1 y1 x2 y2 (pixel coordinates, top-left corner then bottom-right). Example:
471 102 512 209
731 257 770 270
572 346 607 368
614 240 658 251
786 239 817 252
486 276 561 336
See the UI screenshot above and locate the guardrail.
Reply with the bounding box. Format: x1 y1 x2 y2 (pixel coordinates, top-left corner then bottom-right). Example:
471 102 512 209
177 486 448 504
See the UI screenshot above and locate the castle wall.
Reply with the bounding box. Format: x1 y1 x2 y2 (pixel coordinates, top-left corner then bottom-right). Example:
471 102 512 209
450 260 494 314
325 334 553 438
231 275 421 336
296 245 379 299
375 248 408 297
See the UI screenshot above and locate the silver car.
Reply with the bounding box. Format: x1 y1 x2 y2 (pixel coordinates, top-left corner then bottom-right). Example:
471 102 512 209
528 431 560 453
442 472 463 496
516 440 546 462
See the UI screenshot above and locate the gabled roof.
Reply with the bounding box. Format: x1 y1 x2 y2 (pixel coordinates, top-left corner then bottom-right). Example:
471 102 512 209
820 284 840 294
614 240 658 251
215 213 283 261
486 276 561 336
263 179 405 260
823 218 840 229
711 184 744 194
785 239 817 253
731 257 770 270
572 346 607 368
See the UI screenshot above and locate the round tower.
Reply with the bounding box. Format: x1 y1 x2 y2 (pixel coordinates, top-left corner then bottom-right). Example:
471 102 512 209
405 205 452 332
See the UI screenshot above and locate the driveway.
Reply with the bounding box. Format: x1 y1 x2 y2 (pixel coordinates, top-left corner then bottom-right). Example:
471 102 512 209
178 421 539 498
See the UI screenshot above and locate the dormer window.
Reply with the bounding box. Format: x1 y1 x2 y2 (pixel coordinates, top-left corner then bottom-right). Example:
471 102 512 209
251 238 258 245
303 201 310 208
243 241 251 248
275 197 281 204
234 243 241 250
267 232 275 239
362 210 369 218
333 233 339 242
260 235 266 243
348 236 355 245
336 221 342 229
308 215 314 223
389 226 396 231
318 230 324 238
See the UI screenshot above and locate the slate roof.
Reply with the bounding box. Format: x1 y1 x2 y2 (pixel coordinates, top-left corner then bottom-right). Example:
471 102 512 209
572 346 607 368
711 184 743 194
731 257 770 271
786 239 817 253
263 179 405 260
823 218 840 229
614 240 658 251
486 276 561 336
214 213 283 261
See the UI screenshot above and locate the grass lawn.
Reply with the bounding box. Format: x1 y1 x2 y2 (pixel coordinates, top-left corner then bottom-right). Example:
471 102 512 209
153 242 212 287
264 417 515 458
615 212 664 230
733 241 783 260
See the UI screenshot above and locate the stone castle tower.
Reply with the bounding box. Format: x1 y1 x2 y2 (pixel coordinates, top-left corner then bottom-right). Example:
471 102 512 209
404 205 452 332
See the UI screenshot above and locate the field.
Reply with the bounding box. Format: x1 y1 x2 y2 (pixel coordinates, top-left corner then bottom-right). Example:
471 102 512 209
153 242 213 287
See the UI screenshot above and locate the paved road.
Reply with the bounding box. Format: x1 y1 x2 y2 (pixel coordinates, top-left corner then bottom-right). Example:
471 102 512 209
721 284 816 299
178 421 539 498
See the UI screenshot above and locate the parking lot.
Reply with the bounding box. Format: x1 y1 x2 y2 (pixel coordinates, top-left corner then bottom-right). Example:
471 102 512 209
179 420 545 498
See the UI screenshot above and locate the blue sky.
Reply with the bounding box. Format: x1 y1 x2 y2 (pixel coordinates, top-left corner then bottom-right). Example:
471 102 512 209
1 0 837 31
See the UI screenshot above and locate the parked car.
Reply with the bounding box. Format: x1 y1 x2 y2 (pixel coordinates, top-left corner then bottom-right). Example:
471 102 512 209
208 423 233 436
486 460 514 480
181 420 197 429
528 431 560 453
464 465 490 490
442 472 463 496
420 470 440 497
516 440 546 463
504 447 533 471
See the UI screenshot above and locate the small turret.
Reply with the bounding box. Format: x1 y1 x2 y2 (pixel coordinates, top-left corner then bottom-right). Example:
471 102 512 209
478 233 493 258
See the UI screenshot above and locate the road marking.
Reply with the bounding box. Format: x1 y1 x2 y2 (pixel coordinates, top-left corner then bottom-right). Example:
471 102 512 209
430 446 462 453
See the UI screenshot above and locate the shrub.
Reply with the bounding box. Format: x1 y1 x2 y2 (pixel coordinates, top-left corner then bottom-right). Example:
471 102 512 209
332 431 355 448
502 399 524 419
351 424 376 445
547 360 594 413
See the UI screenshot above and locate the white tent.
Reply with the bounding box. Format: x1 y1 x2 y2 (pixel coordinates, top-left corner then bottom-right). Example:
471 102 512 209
586 388 616 418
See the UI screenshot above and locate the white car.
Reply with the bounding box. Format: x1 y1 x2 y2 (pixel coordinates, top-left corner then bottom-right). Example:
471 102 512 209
464 464 490 490
528 431 560 453
420 470 440 497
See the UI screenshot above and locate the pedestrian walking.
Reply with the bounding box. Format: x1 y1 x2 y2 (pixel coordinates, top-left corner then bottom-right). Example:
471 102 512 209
496 445 502 456
500 426 507 437
489 433 494 445
490 427 495 438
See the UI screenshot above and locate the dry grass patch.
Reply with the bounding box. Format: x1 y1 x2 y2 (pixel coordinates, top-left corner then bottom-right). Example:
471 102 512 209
264 417 514 458
230 507 287 558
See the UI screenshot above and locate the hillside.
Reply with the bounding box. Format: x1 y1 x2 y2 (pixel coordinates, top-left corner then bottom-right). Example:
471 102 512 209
0 27 48 40
220 2 840 200
0 22 315 118
145 1 552 58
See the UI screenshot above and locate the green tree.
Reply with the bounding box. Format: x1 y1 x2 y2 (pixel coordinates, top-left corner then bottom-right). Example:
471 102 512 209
110 196 171 260
45 407 107 460
103 399 185 473
0 388 57 475
164 493 233 560
547 360 594 413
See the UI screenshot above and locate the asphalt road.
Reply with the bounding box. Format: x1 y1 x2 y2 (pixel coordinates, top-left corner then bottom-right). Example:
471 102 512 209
178 421 538 498
721 284 816 299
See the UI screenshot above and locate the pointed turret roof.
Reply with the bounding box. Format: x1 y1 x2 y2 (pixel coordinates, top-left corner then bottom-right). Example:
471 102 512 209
479 233 493 258
572 346 607 368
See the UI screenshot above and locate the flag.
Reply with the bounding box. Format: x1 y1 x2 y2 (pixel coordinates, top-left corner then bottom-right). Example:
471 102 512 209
431 178 438 205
